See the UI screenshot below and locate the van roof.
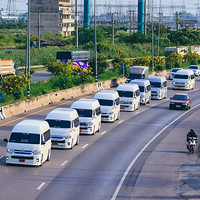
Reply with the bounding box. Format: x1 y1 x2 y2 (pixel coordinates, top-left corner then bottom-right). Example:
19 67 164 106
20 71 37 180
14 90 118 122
71 98 100 110
45 108 78 121
175 69 194 75
116 83 139 91
129 79 150 86
148 76 166 82
94 90 119 100
12 120 49 134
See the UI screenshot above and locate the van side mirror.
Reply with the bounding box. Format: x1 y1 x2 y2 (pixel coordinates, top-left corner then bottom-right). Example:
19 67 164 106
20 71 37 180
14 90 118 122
4 138 8 143
41 141 46 145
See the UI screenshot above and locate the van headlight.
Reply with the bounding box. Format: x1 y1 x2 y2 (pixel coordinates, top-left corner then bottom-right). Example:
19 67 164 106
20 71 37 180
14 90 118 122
32 150 41 155
172 81 175 85
65 135 72 139
7 148 13 153
87 122 93 127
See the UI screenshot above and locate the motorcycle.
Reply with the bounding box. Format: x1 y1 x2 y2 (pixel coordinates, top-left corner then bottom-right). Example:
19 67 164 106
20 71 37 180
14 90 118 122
187 137 197 153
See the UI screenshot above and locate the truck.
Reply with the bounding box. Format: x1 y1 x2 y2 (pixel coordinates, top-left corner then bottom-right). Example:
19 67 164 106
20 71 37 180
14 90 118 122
125 66 149 83
0 59 16 78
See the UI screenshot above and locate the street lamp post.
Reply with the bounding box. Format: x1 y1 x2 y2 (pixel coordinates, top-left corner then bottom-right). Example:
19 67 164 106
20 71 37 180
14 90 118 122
94 0 97 82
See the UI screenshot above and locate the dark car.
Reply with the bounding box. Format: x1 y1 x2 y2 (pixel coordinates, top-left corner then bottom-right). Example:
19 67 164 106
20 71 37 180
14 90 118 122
169 93 191 110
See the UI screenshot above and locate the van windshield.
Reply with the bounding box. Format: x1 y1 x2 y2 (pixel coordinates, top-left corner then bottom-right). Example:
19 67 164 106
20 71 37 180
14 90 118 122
76 109 93 117
98 99 113 106
46 119 71 128
139 86 144 92
174 74 188 79
149 81 161 88
129 74 144 79
9 132 40 144
118 91 133 97
189 66 198 69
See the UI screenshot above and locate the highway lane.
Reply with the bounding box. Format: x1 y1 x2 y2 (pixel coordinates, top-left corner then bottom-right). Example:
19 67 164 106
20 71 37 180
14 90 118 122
0 77 199 200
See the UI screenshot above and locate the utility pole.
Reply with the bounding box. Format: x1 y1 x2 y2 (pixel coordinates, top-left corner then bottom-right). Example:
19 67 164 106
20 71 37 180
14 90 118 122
128 10 133 35
144 0 147 35
94 0 97 82
176 11 180 31
26 0 30 98
75 0 78 48
157 0 161 57
132 11 135 33
112 13 115 44
151 0 154 71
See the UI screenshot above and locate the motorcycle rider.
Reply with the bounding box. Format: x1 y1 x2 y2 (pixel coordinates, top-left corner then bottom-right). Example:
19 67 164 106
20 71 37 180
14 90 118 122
187 128 198 142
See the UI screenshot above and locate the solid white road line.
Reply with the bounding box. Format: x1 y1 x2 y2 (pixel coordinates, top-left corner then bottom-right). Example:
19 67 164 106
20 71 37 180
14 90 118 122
82 144 88 149
37 182 45 190
0 156 4 159
61 160 68 167
134 111 140 115
118 120 124 124
101 131 107 135
150 104 155 107
111 103 200 200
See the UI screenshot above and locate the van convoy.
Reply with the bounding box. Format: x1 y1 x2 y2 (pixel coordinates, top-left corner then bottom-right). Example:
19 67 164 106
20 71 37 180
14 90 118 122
172 69 195 90
70 98 101 135
129 79 151 105
4 120 51 166
148 76 167 100
5 68 198 166
45 108 80 149
93 90 120 122
116 83 140 111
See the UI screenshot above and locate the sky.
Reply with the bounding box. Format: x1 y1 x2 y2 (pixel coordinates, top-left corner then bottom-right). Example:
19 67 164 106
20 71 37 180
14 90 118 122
0 0 199 15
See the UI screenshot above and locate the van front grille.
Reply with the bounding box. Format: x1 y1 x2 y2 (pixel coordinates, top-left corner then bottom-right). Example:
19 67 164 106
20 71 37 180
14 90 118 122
11 155 34 160
14 150 32 155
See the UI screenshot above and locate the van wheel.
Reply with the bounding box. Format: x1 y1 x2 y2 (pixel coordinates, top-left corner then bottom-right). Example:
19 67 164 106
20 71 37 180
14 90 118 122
76 135 79 145
47 150 51 161
71 139 74 149
40 155 43 166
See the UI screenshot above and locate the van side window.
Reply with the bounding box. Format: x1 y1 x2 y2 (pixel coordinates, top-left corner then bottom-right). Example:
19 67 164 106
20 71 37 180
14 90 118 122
147 85 151 91
136 89 140 97
96 107 101 116
44 130 51 142
163 81 167 87
115 98 120 106
74 117 80 128
191 74 195 79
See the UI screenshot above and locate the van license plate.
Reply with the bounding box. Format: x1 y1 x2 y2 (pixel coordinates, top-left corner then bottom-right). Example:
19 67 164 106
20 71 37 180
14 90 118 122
19 159 25 162
176 105 181 108
52 142 58 145
120 106 125 109
178 86 182 89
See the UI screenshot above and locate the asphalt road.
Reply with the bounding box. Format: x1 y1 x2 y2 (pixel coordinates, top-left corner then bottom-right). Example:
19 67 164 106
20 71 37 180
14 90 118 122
0 78 200 200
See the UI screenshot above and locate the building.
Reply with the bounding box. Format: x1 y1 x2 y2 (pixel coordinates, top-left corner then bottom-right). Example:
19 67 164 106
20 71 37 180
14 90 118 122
30 0 74 36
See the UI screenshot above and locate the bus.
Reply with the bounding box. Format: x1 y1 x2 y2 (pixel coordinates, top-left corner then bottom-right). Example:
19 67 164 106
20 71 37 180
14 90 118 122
56 51 90 69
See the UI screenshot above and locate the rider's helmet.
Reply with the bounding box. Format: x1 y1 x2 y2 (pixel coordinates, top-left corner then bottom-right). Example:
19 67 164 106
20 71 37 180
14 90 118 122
190 128 194 133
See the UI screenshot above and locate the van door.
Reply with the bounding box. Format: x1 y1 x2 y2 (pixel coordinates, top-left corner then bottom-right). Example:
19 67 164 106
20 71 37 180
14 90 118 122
95 107 101 132
135 89 140 109
41 130 51 162
147 84 151 103
73 117 80 145
115 97 120 120
163 81 167 98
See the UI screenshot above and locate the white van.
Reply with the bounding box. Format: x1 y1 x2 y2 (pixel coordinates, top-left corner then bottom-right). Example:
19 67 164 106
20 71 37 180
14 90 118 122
93 90 120 122
45 108 80 149
148 76 167 100
4 120 51 166
129 79 151 105
70 98 101 135
116 83 140 111
172 69 195 90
